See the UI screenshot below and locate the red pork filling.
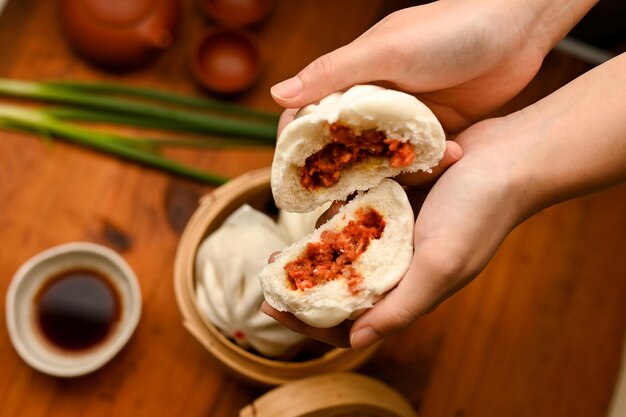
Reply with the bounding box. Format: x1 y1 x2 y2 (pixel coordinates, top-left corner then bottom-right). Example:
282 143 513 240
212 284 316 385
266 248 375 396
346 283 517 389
284 208 386 295
299 123 415 191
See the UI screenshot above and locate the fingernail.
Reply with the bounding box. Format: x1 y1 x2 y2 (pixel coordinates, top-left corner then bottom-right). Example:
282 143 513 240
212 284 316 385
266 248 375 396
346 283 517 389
271 77 303 101
350 327 380 349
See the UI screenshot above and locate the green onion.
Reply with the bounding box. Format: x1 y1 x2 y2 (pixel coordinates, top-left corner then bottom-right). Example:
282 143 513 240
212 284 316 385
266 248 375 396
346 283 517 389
0 104 229 184
0 78 279 183
43 108 273 148
45 107 195 131
140 136 271 149
0 79 277 141
44 107 276 146
45 80 280 123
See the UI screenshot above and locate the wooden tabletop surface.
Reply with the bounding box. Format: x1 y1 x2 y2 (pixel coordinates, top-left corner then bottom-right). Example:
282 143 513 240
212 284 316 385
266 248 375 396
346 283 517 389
1 1 625 416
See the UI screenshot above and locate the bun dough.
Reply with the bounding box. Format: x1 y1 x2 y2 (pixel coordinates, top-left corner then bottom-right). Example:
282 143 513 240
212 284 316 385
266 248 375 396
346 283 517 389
272 84 445 213
258 179 414 328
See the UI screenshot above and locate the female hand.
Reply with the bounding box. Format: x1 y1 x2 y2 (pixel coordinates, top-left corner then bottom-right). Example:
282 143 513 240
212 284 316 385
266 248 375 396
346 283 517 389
271 0 596 132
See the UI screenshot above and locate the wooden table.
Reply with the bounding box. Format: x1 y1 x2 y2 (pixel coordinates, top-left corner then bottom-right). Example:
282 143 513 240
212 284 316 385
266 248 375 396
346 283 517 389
1 1 625 416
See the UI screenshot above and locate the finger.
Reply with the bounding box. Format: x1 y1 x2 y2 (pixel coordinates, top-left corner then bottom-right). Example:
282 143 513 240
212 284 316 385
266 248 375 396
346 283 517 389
276 108 299 139
261 301 353 348
261 302 352 347
270 41 391 108
268 251 280 263
395 140 463 188
261 301 352 348
348 246 454 349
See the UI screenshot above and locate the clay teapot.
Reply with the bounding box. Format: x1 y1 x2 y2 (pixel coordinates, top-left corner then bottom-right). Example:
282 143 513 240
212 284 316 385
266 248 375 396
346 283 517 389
58 0 179 70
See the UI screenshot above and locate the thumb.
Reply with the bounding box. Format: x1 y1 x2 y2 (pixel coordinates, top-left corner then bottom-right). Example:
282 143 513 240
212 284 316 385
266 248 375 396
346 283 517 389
271 41 389 108
349 246 457 349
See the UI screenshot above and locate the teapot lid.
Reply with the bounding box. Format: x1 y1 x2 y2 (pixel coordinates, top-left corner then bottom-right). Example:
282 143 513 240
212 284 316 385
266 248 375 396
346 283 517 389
80 0 157 26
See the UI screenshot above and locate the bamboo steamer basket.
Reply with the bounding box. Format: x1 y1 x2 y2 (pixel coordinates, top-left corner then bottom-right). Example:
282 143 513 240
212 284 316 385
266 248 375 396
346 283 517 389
239 373 419 417
174 167 378 386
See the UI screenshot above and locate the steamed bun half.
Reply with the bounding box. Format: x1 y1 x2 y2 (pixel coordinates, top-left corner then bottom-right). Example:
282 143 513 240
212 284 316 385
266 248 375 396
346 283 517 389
272 84 445 213
259 179 414 328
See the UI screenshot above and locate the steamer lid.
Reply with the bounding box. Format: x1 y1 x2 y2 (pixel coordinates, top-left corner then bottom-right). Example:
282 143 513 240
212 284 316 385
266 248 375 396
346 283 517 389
239 372 418 417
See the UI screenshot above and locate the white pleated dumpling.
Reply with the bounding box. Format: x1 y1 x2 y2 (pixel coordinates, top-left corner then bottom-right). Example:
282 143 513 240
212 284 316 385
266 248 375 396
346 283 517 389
194 205 307 357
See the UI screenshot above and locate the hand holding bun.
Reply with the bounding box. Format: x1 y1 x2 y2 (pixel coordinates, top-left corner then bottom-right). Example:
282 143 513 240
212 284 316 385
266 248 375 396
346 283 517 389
262 85 446 331
259 179 414 328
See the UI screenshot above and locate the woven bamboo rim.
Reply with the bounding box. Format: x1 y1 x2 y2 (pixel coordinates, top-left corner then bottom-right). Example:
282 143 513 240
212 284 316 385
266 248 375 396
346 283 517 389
239 372 419 417
173 167 378 386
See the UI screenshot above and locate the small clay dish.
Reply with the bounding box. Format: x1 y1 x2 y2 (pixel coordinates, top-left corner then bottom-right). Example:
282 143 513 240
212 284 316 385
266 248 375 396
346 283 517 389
174 167 379 387
5 242 142 377
189 27 262 94
198 0 275 27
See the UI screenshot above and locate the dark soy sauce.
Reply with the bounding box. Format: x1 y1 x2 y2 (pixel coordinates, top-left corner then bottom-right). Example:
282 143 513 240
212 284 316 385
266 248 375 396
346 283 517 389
35 268 121 351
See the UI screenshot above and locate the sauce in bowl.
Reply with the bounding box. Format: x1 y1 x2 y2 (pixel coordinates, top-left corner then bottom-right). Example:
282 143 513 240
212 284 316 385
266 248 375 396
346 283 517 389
35 268 121 352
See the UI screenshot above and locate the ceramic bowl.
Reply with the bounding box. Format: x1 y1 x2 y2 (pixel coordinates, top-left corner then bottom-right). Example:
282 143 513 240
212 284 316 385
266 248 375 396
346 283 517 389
173 167 378 386
189 27 262 94
5 242 142 377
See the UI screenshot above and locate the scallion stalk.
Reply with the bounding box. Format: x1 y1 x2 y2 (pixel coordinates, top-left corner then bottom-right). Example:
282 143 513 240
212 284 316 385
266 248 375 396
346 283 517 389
46 107 215 132
0 79 277 142
0 104 229 184
44 108 273 148
140 137 271 149
45 80 279 123
44 107 275 145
